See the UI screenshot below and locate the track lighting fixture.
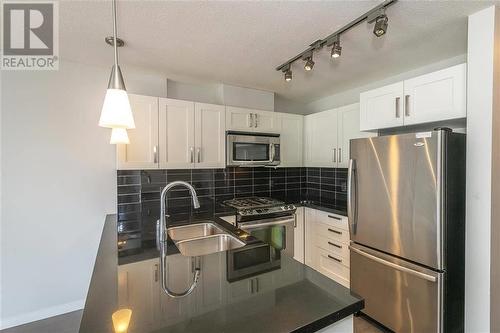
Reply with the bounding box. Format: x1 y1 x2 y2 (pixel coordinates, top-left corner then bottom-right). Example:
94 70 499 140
304 56 315 71
283 65 292 82
330 36 342 59
275 0 397 80
371 9 389 37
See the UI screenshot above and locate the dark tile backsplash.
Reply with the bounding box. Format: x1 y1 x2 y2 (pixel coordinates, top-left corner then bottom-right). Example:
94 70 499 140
117 167 347 253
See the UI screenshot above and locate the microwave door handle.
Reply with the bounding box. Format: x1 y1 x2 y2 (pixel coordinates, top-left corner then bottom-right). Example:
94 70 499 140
269 143 275 163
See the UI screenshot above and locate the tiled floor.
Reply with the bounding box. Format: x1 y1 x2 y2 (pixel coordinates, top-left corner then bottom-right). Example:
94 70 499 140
0 310 82 333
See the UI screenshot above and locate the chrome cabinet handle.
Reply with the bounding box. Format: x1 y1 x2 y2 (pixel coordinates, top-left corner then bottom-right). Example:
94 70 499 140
255 277 259 292
328 228 342 235
338 148 342 164
327 255 342 263
294 213 297 228
248 113 254 128
154 264 159 282
190 147 194 163
250 279 254 293
333 148 337 163
328 215 341 220
197 148 201 163
350 246 437 282
153 145 158 164
254 113 258 127
405 95 410 117
395 97 401 118
328 241 342 249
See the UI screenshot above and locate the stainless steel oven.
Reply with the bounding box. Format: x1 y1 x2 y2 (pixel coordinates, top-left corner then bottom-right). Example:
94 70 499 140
226 131 280 167
227 242 281 282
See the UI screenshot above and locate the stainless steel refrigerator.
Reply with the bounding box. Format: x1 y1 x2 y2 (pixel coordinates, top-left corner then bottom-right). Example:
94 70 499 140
348 129 465 333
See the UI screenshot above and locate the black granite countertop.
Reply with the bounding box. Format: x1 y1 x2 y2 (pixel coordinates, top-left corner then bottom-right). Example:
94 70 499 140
80 215 363 333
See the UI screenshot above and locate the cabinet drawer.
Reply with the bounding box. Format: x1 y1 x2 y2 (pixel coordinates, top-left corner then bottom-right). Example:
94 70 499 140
315 210 348 231
315 234 349 262
316 248 350 287
315 222 350 244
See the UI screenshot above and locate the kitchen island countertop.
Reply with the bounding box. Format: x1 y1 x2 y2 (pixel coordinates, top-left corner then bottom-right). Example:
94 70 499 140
79 214 363 333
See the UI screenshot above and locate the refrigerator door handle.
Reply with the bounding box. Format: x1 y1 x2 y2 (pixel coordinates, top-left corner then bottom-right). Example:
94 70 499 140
350 246 437 282
348 159 357 234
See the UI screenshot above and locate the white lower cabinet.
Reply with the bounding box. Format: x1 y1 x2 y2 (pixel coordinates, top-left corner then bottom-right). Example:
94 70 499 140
304 208 350 288
293 207 305 263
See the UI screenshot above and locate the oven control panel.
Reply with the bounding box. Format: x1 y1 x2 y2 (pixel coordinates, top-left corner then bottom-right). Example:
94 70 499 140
239 204 296 216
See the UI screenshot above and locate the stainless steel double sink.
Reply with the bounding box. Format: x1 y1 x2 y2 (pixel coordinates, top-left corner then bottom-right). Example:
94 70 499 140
167 221 245 257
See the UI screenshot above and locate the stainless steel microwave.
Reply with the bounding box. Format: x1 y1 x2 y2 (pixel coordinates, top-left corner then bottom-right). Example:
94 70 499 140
226 131 280 167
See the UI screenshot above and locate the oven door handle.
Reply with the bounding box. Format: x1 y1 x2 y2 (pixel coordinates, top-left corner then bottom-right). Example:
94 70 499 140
239 216 295 230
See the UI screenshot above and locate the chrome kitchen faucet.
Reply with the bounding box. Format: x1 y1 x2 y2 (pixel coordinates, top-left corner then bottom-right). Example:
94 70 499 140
156 181 201 298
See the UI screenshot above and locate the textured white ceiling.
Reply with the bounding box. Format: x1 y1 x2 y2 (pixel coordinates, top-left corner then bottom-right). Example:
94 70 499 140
59 0 495 103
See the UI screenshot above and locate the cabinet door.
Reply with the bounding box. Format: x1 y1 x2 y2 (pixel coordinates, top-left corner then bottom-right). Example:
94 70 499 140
196 253 226 313
159 98 195 169
117 94 159 169
159 254 194 325
194 103 226 168
360 82 404 131
118 259 160 331
293 207 305 263
403 63 466 126
277 113 303 167
226 106 255 131
253 110 278 133
304 110 337 167
337 103 377 168
304 208 316 268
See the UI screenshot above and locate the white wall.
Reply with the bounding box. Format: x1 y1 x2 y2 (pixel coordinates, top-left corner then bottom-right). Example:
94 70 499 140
465 6 499 332
0 60 166 329
305 54 467 114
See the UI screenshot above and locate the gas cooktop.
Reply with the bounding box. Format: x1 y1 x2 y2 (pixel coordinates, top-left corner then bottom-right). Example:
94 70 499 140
223 197 296 219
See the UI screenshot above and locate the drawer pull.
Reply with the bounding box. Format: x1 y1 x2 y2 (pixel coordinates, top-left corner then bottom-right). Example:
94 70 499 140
328 228 342 235
328 215 341 220
328 241 342 249
328 255 342 263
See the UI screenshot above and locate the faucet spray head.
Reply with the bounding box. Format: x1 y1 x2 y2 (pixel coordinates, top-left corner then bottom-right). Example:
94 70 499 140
192 196 200 209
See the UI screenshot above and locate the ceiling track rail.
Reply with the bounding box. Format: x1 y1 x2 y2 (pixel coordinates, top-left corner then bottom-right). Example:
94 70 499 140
275 0 397 72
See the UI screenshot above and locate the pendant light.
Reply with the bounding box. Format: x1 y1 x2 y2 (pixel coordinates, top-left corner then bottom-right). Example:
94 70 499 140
98 0 135 134
110 128 130 144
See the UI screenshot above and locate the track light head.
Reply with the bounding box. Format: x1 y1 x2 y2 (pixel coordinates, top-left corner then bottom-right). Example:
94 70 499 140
282 65 292 82
304 57 314 71
373 14 388 37
331 41 342 59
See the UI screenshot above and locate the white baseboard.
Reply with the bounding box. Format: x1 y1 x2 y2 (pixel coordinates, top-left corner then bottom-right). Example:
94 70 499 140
0 299 85 330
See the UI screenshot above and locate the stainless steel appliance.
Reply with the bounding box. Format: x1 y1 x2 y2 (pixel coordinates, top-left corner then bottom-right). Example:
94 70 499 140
348 129 465 333
226 132 280 167
227 242 281 282
223 197 296 258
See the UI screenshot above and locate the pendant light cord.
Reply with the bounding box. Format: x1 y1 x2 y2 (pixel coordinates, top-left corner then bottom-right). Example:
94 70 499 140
112 0 119 68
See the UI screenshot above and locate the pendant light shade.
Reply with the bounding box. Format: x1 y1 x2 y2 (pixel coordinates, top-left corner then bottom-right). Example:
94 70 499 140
110 127 130 144
99 65 135 129
99 0 135 132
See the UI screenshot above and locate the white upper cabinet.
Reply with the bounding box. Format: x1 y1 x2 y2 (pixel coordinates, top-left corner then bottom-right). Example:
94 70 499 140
194 103 226 168
226 106 277 133
337 103 376 168
276 112 303 167
360 63 467 131
117 94 159 170
159 98 195 169
403 64 466 125
304 109 338 167
360 82 404 131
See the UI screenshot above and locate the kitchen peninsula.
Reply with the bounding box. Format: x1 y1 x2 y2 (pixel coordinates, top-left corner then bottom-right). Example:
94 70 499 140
79 215 363 333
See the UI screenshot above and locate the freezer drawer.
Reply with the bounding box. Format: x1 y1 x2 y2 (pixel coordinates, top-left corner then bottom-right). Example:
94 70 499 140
350 244 442 333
